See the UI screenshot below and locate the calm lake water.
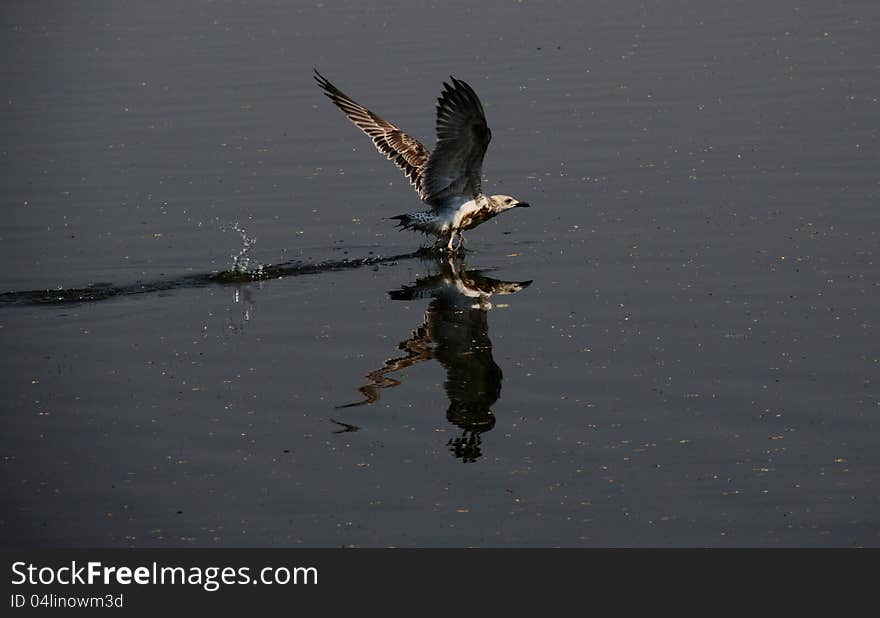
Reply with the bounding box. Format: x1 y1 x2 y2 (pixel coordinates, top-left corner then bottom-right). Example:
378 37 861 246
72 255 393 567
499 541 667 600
2 0 878 546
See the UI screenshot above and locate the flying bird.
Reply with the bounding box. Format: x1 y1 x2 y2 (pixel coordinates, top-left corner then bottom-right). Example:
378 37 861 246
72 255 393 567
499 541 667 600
314 70 530 252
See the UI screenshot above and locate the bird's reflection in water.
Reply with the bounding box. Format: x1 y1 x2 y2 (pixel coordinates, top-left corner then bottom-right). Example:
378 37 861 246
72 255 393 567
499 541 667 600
339 256 531 462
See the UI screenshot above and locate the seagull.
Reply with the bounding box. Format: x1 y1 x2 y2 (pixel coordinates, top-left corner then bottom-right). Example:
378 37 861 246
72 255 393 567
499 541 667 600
314 70 530 252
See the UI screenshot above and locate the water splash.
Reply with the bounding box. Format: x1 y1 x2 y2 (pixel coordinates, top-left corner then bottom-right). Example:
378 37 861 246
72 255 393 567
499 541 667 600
227 221 264 277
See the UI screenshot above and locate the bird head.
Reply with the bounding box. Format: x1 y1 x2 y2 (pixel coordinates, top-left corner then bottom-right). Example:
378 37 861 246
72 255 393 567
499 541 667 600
489 195 531 212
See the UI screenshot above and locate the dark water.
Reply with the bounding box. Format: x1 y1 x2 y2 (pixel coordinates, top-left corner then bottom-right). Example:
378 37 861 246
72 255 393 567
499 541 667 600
2 0 878 546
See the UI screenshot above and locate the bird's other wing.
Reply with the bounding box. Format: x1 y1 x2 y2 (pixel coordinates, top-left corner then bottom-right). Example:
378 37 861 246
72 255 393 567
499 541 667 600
314 70 430 199
421 77 492 205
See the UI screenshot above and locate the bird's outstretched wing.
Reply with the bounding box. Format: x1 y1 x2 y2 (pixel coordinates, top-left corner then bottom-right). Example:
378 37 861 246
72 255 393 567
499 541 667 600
421 77 492 205
314 70 430 199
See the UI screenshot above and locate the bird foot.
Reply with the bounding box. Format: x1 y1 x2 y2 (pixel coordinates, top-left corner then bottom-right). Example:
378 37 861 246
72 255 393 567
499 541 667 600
429 242 466 255
434 245 466 256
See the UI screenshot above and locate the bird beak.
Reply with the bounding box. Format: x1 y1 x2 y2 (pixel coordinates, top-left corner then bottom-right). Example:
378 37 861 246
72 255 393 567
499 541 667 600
516 202 531 208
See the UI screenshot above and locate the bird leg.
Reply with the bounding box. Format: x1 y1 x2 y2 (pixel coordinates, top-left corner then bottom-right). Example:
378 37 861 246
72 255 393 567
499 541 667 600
446 231 458 252
447 230 465 253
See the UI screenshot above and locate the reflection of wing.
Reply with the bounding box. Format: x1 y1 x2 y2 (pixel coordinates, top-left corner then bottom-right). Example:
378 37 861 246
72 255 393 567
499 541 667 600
428 302 501 431
336 325 432 409
422 78 492 204
314 70 430 199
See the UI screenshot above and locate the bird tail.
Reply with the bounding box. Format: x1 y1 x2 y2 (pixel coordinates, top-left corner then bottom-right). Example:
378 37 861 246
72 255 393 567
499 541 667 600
389 214 415 230
388 211 438 235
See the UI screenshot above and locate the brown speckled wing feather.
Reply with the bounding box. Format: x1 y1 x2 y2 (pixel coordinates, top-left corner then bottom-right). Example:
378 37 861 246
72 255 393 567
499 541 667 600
314 70 430 199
